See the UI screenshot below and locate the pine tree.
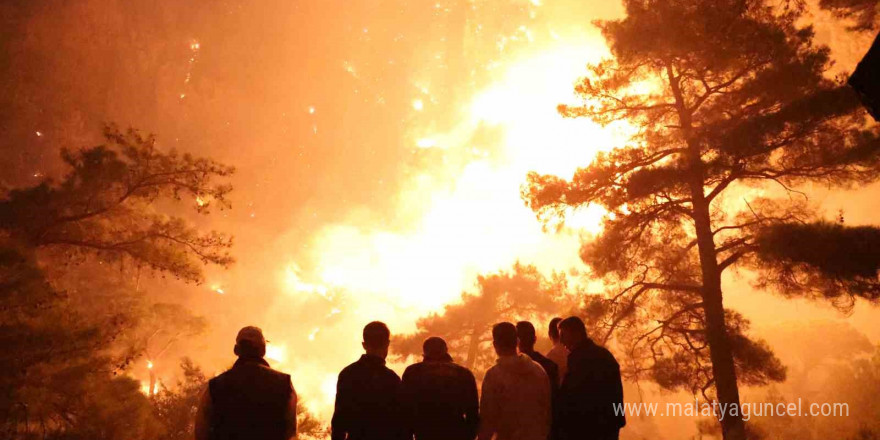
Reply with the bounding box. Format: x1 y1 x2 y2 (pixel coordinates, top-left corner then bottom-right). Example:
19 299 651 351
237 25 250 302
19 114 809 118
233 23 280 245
522 1 880 438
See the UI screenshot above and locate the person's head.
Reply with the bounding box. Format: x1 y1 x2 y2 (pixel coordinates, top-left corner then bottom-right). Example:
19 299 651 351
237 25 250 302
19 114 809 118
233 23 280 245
234 326 266 359
558 316 588 351
515 321 537 353
362 321 391 359
548 317 563 343
492 322 518 356
422 336 450 362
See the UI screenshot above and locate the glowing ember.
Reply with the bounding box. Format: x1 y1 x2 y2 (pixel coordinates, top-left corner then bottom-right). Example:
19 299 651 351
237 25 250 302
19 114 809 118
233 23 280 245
412 99 424 111
308 327 320 341
147 360 154 369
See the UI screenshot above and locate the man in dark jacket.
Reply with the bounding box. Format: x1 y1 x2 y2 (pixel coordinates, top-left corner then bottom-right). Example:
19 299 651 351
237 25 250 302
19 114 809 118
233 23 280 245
516 321 559 391
557 317 625 440
195 326 297 440
331 321 405 440
401 337 479 440
517 321 560 439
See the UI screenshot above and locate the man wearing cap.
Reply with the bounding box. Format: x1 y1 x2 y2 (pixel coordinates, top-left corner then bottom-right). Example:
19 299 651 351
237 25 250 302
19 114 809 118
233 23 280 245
195 326 297 440
400 337 479 440
331 321 406 440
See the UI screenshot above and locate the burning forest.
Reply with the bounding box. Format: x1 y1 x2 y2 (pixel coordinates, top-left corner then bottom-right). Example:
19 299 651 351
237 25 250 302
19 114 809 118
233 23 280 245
2 0 880 439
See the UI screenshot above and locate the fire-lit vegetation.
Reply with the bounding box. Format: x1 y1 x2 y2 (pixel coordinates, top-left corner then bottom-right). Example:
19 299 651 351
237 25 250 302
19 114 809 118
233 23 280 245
1 0 879 439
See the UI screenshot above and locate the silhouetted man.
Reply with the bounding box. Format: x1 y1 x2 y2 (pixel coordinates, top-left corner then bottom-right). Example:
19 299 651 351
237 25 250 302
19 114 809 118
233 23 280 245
557 317 625 440
517 321 559 440
331 321 405 440
545 317 567 386
195 326 297 440
401 337 479 440
479 322 550 440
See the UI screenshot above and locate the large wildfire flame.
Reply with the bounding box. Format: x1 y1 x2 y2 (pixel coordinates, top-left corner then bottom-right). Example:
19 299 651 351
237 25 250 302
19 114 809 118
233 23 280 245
268 42 633 417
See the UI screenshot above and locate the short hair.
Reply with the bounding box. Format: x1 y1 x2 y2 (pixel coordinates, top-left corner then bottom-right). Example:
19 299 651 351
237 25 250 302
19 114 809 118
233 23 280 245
558 316 587 338
492 322 518 350
363 321 390 348
516 321 537 346
423 337 448 358
548 317 563 341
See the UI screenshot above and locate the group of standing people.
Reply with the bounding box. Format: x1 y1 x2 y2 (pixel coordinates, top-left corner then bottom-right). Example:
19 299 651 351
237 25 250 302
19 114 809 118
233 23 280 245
195 316 625 440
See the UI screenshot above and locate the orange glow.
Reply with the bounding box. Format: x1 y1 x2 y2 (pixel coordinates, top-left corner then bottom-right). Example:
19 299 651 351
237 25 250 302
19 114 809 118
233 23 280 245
265 343 287 364
299 45 621 316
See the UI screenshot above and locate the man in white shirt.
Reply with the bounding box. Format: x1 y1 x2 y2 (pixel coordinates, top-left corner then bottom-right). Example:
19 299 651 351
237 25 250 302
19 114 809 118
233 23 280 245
478 322 551 440
545 317 568 386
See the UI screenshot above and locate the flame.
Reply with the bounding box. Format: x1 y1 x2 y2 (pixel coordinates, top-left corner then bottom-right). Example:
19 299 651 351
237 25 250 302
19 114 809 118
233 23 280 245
278 42 627 418
416 138 437 149
147 360 154 369
284 264 329 297
301 45 621 314
265 343 287 364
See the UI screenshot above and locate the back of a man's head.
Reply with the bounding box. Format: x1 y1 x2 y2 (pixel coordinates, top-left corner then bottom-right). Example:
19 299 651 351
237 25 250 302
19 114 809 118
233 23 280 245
363 321 391 350
548 317 563 342
422 336 449 361
492 322 518 353
515 321 537 350
234 326 267 359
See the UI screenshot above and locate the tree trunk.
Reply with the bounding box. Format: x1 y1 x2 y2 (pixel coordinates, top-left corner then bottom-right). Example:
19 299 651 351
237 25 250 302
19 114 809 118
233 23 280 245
671 62 747 440
691 191 746 440
465 324 481 370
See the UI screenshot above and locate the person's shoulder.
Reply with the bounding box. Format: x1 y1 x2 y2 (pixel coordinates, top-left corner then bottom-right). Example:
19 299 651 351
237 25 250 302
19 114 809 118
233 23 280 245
382 364 401 381
527 357 549 376
402 362 422 377
209 363 240 382
263 364 291 381
599 346 620 367
530 351 551 364
450 362 475 378
538 356 558 374
483 363 501 379
338 358 363 378
590 343 618 363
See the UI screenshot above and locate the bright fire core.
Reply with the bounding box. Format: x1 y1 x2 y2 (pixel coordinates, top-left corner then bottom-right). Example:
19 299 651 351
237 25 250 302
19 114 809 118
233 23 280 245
271 42 627 417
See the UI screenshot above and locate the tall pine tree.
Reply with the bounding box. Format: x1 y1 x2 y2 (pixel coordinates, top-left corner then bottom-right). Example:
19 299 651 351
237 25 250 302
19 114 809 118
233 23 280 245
522 1 880 438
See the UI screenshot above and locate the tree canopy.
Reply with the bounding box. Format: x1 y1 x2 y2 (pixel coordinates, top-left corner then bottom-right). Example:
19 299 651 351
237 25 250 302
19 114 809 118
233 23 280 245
522 0 880 438
0 126 234 283
395 263 573 375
